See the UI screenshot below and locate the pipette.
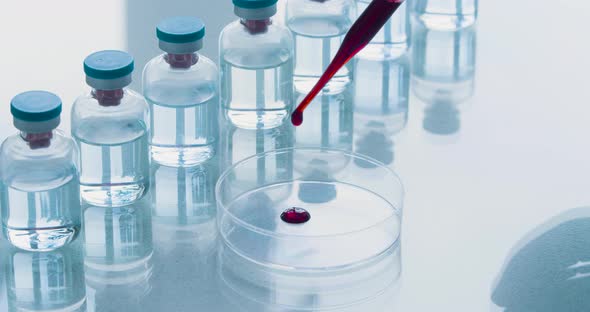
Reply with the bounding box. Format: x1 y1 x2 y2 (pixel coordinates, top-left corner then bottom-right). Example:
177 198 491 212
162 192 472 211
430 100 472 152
291 0 405 126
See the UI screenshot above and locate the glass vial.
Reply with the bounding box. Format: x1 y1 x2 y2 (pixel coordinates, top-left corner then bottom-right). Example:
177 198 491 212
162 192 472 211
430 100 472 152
413 0 478 30
72 50 150 207
220 0 294 130
143 17 219 167
0 91 81 251
286 0 355 93
356 0 410 60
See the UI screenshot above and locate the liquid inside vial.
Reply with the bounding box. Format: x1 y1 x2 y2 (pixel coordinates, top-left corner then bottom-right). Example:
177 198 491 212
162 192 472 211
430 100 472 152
146 53 218 166
74 117 149 207
288 12 351 94
221 19 293 130
2 174 80 251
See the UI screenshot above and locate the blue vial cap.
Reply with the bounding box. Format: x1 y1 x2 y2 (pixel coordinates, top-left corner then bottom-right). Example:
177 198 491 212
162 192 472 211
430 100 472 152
10 91 62 122
157 17 205 44
233 0 278 9
84 50 134 80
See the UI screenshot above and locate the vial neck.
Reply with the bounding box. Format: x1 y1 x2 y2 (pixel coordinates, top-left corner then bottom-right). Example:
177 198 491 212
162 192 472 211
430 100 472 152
241 18 272 34
92 88 125 106
165 53 199 69
21 131 54 150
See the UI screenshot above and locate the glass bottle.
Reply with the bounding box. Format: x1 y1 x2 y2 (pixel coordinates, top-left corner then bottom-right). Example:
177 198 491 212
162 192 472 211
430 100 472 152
0 91 81 251
413 0 478 30
356 0 410 60
143 17 219 167
286 0 355 93
220 0 294 130
72 50 150 207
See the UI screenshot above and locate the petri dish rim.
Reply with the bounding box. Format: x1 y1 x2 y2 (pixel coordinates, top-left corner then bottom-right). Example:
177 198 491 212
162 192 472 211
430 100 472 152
215 147 405 239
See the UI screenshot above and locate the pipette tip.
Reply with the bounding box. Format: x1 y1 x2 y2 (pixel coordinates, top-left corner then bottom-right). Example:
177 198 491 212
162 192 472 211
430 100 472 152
291 110 303 126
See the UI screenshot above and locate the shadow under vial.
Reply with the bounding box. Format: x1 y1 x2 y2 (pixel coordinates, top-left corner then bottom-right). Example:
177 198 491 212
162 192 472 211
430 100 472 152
492 207 590 312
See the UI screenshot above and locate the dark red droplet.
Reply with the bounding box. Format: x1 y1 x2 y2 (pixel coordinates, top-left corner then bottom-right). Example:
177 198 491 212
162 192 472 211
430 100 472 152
291 111 303 126
281 207 311 224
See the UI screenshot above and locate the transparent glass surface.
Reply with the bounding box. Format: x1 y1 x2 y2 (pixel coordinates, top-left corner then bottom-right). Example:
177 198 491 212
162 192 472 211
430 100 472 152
216 148 404 271
412 0 478 30
286 0 355 93
356 0 410 60
412 23 476 136
2 1 590 311
4 240 86 311
72 89 150 207
143 53 219 166
220 18 294 130
353 54 409 166
0 131 81 251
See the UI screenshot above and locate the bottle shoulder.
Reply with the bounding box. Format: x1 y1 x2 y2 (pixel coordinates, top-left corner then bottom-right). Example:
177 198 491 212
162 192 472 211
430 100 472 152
220 21 294 69
72 89 149 120
220 20 294 50
143 54 218 106
143 54 218 84
0 131 77 183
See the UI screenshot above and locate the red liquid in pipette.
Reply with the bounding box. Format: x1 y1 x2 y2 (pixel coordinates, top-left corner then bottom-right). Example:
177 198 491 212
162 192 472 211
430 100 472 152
291 0 405 126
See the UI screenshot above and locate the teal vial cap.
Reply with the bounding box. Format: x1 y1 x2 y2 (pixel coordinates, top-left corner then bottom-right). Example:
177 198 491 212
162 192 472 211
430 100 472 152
84 50 134 80
157 17 205 43
233 0 278 9
10 91 62 122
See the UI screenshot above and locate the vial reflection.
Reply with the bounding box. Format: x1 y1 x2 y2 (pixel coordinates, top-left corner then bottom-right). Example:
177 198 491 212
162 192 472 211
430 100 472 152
353 53 409 166
6 240 86 312
83 197 153 311
412 22 477 135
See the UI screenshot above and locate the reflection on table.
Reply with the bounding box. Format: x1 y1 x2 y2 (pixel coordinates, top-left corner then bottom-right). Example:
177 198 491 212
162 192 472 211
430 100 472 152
4 239 86 312
219 241 402 311
83 197 153 311
412 21 477 136
353 52 410 167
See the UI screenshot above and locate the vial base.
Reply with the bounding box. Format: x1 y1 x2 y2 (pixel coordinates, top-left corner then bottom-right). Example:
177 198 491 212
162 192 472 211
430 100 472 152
413 13 477 31
4 226 79 251
150 145 215 167
225 109 289 130
81 183 147 207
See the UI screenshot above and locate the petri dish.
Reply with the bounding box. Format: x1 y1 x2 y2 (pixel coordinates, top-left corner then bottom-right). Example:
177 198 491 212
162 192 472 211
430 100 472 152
216 147 404 272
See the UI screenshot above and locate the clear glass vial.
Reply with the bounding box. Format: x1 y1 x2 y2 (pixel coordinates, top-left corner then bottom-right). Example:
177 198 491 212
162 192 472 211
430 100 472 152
143 17 219 167
220 0 294 130
72 50 150 207
286 0 355 93
0 91 81 251
356 0 410 60
412 0 478 30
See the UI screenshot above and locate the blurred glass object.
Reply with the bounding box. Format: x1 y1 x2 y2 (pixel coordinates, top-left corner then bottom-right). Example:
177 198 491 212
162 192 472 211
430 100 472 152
150 158 218 226
287 0 355 93
353 53 409 166
412 22 477 135
146 155 229 311
5 239 86 311
219 240 402 311
83 197 153 311
412 0 478 30
356 0 410 60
